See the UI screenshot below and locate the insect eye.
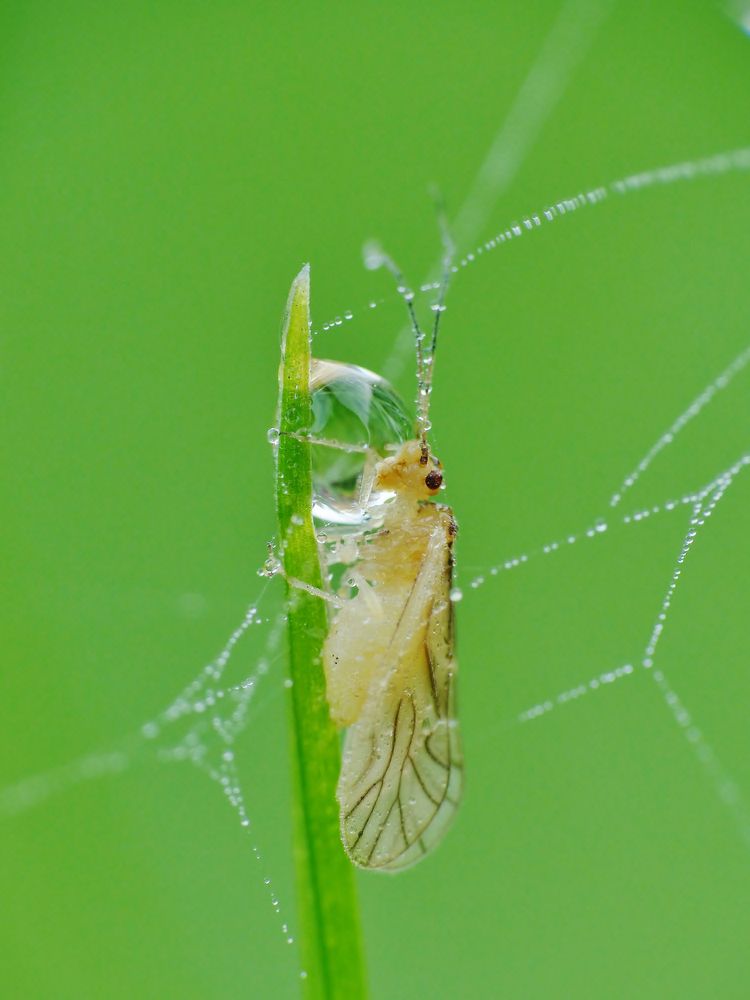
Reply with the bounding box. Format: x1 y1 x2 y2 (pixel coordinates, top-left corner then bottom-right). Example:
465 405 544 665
424 470 443 490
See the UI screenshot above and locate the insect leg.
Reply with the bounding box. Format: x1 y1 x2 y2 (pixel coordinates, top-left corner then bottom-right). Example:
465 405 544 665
260 546 345 607
357 447 381 509
286 575 344 607
270 428 370 455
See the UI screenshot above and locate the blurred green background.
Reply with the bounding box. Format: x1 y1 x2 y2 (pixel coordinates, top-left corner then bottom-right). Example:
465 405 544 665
2 2 750 997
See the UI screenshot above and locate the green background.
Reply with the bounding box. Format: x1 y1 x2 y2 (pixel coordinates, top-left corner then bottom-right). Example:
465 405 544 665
2 2 750 997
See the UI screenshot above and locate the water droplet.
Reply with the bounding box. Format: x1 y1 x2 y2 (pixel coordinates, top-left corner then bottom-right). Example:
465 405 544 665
309 359 411 530
259 553 281 579
363 241 385 270
449 587 463 603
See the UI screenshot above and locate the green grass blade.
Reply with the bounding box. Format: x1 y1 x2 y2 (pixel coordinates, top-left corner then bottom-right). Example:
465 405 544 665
275 265 368 999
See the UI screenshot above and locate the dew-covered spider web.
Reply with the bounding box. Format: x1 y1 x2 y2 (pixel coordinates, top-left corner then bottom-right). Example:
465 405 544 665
4 134 750 956
4 1 750 985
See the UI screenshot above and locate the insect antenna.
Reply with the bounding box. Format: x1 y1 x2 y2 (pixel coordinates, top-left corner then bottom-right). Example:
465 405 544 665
419 188 456 444
363 240 431 450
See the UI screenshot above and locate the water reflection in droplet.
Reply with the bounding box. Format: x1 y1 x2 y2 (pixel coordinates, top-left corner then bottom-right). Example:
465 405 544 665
310 359 411 529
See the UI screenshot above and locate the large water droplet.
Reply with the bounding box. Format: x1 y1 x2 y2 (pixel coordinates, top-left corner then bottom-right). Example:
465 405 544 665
310 359 412 528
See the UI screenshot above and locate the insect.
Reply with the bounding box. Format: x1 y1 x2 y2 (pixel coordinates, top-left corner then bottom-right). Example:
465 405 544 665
316 230 463 871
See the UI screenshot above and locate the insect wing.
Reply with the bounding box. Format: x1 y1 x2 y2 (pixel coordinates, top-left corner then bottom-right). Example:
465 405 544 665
338 516 462 871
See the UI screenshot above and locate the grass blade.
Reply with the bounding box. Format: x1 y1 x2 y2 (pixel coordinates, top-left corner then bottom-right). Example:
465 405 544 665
275 265 368 998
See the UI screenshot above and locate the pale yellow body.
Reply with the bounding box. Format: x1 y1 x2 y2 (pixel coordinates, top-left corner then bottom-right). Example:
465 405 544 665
323 440 462 871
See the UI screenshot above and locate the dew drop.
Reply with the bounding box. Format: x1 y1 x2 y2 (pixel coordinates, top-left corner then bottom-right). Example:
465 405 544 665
309 359 411 530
